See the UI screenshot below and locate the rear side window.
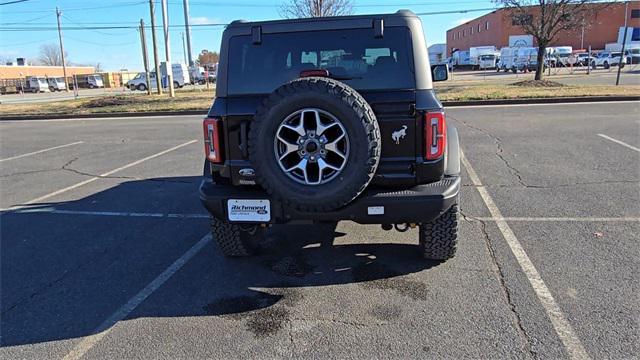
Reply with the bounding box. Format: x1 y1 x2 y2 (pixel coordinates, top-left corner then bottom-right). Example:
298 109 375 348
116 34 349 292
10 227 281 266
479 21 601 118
227 27 414 95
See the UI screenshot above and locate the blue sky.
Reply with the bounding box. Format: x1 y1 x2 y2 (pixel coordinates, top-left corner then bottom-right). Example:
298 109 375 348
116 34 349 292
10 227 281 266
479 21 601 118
0 0 496 71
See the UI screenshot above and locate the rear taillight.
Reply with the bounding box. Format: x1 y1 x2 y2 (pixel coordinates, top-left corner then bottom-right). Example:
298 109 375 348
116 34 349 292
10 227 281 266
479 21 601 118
424 111 446 160
203 117 223 163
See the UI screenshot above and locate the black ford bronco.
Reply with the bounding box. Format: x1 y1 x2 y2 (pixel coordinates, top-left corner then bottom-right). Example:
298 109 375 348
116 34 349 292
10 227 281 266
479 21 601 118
200 10 461 261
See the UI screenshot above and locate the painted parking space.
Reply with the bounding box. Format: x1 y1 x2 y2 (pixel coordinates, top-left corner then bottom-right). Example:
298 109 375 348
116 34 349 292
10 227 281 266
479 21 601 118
1 103 638 359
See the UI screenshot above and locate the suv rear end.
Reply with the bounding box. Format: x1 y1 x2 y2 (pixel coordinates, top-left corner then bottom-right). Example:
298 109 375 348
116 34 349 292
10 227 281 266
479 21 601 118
200 10 461 261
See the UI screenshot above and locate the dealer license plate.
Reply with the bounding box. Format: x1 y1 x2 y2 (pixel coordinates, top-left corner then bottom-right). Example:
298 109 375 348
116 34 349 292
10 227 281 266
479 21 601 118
227 199 271 222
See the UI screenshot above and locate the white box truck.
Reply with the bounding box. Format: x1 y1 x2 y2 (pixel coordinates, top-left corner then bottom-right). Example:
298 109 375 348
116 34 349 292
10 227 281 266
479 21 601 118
47 77 67 91
470 46 498 70
451 50 471 69
21 76 50 93
160 62 190 88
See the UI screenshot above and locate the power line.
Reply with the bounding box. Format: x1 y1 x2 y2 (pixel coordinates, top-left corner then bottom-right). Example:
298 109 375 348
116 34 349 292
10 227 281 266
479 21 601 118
0 0 30 5
64 35 139 47
0 1 146 13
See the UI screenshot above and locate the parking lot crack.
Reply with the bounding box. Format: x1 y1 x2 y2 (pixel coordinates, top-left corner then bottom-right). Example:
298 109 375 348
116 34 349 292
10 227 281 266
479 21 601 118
2 261 84 316
461 211 538 359
0 168 58 178
61 157 134 179
453 117 533 188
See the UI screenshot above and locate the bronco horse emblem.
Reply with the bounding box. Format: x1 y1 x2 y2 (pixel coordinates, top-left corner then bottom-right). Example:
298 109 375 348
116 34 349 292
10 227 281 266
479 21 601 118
391 125 408 144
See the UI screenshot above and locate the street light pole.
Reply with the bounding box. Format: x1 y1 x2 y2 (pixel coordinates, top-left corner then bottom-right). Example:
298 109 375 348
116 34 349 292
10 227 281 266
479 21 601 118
616 1 628 86
139 19 152 95
161 0 175 97
56 7 70 92
149 0 162 95
181 32 187 64
183 0 194 66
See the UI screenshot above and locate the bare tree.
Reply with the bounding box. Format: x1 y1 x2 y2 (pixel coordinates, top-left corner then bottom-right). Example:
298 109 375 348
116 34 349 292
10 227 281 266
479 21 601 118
0 55 12 65
280 0 354 18
94 62 104 72
37 43 68 66
496 0 604 80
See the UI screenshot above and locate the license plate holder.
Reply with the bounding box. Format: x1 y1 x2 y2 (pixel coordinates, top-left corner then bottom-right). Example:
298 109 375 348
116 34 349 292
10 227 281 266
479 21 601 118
227 199 271 222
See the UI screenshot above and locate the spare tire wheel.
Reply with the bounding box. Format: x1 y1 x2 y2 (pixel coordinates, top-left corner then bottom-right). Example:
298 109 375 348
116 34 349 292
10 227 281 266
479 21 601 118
249 77 381 212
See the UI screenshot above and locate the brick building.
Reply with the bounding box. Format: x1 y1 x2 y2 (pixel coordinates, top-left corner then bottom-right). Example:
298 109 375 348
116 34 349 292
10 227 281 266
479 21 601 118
0 64 95 79
446 2 640 56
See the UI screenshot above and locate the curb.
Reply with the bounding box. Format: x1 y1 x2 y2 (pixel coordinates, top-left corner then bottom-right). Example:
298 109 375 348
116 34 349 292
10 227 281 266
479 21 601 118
441 95 640 107
1 96 638 121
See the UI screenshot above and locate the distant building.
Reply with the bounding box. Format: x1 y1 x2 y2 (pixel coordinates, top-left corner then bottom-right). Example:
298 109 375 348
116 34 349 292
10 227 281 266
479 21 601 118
428 43 447 64
446 2 640 55
0 63 95 79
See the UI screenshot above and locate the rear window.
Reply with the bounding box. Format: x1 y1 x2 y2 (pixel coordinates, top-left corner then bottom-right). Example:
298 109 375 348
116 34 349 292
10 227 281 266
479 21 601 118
227 27 414 95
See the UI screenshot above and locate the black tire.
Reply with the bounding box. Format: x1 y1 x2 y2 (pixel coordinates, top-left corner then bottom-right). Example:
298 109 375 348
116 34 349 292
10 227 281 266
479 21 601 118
249 77 381 212
419 202 459 260
604 62 610 69
210 216 265 257
173 81 180 89
137 84 147 91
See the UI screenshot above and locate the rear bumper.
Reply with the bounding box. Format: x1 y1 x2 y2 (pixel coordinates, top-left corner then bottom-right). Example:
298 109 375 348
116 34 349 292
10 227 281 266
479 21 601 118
199 176 460 225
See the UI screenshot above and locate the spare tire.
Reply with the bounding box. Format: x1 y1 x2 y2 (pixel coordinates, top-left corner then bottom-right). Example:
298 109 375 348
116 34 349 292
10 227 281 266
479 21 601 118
249 77 380 212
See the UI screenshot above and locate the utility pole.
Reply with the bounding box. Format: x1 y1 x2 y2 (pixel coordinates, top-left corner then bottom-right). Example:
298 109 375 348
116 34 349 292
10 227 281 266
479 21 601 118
183 0 194 66
181 32 187 64
55 7 69 92
139 19 152 95
149 0 162 94
161 0 175 97
616 1 628 86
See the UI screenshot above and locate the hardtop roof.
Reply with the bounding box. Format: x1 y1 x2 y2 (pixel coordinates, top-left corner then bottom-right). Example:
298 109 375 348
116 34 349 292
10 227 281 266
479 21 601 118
226 9 417 29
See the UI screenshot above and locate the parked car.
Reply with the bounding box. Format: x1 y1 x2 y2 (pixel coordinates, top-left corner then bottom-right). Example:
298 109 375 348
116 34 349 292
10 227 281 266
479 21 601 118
592 51 626 69
624 48 640 65
200 10 461 261
576 53 595 67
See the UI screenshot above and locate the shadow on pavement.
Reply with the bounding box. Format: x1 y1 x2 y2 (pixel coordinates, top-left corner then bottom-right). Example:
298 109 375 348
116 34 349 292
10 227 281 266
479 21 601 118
1 176 438 346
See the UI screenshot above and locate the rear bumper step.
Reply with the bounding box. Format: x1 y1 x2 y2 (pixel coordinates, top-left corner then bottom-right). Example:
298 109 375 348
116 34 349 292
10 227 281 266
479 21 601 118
199 176 460 224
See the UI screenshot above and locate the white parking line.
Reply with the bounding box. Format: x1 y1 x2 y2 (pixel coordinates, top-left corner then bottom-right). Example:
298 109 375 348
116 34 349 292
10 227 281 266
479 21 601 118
0 114 204 124
597 134 640 153
460 150 590 360
5 207 209 219
473 216 640 222
7 207 639 223
0 141 83 162
446 100 640 109
62 233 212 360
6 140 197 211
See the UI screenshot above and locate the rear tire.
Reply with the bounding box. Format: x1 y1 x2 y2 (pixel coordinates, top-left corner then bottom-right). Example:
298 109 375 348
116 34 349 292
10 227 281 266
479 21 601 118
419 202 459 261
137 84 147 91
210 216 265 257
604 62 610 69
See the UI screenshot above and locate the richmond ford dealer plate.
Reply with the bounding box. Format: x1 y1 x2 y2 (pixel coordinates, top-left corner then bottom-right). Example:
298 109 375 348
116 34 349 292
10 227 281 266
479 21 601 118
227 199 271 222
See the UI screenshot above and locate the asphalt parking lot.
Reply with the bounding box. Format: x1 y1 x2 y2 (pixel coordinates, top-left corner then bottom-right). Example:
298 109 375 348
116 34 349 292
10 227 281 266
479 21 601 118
1 101 638 359
449 66 640 85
